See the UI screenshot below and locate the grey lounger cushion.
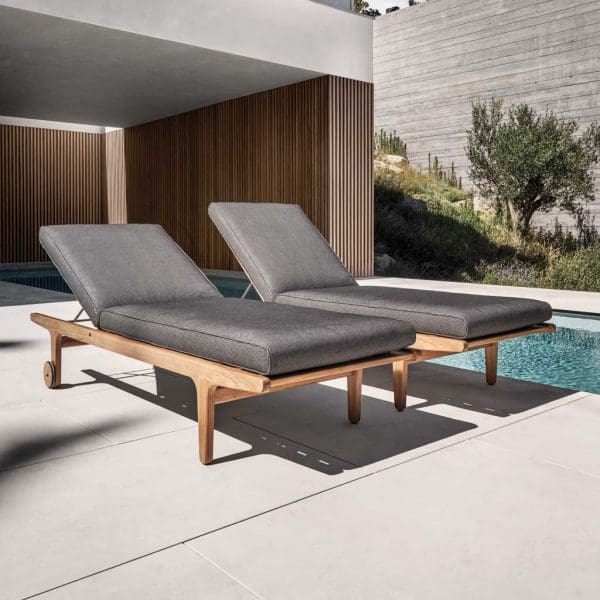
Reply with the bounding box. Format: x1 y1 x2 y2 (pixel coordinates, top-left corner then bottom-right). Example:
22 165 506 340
275 286 553 340
209 202 552 339
99 298 416 375
39 223 416 375
40 224 219 326
208 202 357 302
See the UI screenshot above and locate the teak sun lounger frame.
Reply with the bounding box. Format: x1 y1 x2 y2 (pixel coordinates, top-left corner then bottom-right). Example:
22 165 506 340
408 324 556 383
31 312 417 465
31 312 555 465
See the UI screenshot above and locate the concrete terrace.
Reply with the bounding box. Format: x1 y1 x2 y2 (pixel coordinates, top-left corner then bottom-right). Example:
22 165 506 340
1 295 599 599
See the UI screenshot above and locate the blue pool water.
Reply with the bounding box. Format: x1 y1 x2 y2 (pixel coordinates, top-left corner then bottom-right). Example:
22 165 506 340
0 264 259 299
432 312 600 394
0 264 72 294
1 265 598 393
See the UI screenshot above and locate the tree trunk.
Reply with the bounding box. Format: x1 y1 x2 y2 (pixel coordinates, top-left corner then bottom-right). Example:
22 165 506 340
508 201 535 239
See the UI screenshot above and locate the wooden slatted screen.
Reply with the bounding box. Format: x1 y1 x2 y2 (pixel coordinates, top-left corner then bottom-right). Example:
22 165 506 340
0 76 373 274
0 124 103 263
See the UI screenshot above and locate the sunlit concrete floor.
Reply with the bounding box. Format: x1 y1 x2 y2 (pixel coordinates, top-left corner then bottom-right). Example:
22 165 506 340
1 297 599 600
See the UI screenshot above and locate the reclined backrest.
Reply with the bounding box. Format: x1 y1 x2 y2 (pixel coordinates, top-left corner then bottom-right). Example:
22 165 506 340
40 224 220 326
209 203 357 302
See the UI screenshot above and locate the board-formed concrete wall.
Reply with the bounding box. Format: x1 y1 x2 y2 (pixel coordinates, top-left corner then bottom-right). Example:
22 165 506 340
374 0 600 231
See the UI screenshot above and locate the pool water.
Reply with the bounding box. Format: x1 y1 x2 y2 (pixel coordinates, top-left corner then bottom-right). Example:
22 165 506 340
0 264 72 294
1 265 598 393
432 313 600 394
0 264 260 300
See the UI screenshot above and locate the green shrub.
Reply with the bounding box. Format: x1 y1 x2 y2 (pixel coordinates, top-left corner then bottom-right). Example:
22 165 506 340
375 167 500 280
374 129 407 158
374 161 600 292
543 246 600 291
466 98 600 239
377 164 468 205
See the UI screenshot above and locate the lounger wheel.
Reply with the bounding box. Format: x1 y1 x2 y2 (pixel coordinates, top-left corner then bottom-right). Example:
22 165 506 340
43 361 58 389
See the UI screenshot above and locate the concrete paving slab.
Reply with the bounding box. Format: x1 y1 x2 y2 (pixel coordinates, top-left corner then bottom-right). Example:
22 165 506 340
0 425 356 600
36 545 257 600
1 362 155 409
189 439 600 600
478 393 600 478
0 403 115 470
47 380 196 445
0 302 144 377
0 301 81 371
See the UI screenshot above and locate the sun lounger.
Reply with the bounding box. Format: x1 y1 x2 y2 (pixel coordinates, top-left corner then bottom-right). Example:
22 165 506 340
209 202 555 407
33 224 416 464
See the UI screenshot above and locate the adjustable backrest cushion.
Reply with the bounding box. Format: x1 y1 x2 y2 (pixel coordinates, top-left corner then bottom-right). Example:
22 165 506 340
40 224 220 326
209 203 357 302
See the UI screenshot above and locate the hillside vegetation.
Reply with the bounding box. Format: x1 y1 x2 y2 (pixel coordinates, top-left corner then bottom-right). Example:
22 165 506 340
374 161 600 292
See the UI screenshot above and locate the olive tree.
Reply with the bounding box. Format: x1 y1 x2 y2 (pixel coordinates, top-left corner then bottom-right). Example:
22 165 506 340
353 0 369 11
466 99 600 238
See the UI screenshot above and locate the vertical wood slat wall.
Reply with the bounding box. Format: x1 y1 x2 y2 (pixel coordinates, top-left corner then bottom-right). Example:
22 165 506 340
0 124 104 263
123 75 374 275
328 77 373 276
102 129 127 225
0 76 373 273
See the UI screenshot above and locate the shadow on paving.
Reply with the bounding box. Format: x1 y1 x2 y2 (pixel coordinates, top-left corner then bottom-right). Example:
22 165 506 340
365 363 573 418
0 361 575 477
70 363 568 474
73 364 575 473
0 416 138 477
0 340 37 350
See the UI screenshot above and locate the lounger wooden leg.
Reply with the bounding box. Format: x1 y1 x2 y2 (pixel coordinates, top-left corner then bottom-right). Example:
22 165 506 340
194 378 217 464
393 360 408 411
485 343 498 386
347 370 362 424
44 332 63 389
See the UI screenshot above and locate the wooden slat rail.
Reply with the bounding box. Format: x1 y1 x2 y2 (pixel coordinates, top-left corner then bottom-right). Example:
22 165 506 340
410 323 556 353
30 312 415 465
214 351 413 405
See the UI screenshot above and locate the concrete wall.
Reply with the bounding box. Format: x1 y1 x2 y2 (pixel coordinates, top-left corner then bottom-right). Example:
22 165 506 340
374 0 600 231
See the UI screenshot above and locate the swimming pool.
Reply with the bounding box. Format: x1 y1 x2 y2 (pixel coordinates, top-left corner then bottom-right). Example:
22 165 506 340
432 312 600 394
0 264 260 299
1 265 598 393
0 264 72 294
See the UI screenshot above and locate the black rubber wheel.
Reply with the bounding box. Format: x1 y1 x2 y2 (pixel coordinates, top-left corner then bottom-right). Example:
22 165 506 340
43 361 57 389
